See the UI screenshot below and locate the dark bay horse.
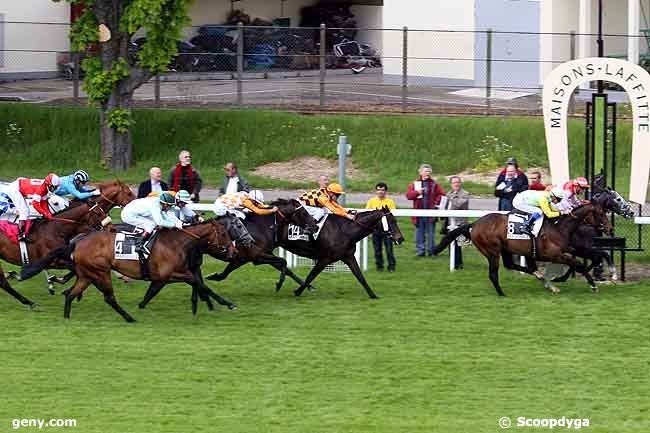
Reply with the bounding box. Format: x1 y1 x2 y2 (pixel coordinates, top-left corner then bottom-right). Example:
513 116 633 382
0 180 134 308
433 204 610 296
22 219 233 322
138 198 319 309
277 206 404 298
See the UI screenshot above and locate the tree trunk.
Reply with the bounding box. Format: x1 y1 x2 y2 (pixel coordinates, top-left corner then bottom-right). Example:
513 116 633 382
100 91 133 171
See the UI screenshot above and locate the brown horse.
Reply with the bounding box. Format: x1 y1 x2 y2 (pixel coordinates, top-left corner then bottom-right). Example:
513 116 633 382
0 180 134 307
433 204 611 295
22 219 234 322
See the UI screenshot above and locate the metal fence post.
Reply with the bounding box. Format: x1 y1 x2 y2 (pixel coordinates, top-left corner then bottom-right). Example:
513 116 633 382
402 26 408 112
568 30 577 115
320 23 326 107
154 74 160 107
237 22 244 105
72 51 80 103
485 28 493 112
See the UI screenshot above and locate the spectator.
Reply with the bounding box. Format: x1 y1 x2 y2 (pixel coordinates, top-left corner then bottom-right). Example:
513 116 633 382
499 157 528 180
137 167 168 199
495 163 528 211
528 170 546 191
406 164 446 257
168 150 202 201
366 182 397 272
445 176 470 270
219 162 250 196
318 174 330 190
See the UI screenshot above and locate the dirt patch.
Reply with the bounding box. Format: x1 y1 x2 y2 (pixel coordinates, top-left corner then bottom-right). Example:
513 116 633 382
450 167 551 185
620 262 650 282
250 156 368 183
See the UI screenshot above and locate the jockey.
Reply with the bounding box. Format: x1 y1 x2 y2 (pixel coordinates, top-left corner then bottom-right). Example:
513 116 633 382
299 182 355 222
551 176 590 213
0 173 61 240
121 192 183 254
213 190 278 247
174 190 203 223
55 170 100 200
513 189 567 235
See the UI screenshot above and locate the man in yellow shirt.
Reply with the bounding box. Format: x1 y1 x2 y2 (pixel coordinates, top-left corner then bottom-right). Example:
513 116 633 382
366 182 397 272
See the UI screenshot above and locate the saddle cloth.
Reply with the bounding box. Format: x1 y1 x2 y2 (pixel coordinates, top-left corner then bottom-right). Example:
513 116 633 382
507 212 544 240
114 232 140 260
0 220 32 245
288 214 328 241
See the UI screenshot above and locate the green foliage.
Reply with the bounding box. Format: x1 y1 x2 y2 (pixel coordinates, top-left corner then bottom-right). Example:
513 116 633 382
473 135 513 172
123 0 192 73
106 108 134 133
69 4 98 51
81 57 130 103
5 121 24 147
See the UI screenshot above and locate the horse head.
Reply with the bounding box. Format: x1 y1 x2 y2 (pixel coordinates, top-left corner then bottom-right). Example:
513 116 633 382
273 199 319 234
356 207 404 245
592 188 635 219
93 180 135 209
579 204 613 236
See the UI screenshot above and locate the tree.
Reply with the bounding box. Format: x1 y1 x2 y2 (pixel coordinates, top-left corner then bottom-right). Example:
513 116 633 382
61 0 191 170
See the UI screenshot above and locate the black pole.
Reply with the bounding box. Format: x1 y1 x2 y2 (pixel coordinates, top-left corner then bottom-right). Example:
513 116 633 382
597 0 604 93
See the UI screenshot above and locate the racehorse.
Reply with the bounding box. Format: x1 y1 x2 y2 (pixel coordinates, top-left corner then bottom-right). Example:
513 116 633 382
274 206 403 298
21 219 233 322
0 180 134 308
433 203 611 295
138 198 319 309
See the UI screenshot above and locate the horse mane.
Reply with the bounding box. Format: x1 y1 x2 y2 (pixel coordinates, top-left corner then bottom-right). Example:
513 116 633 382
271 198 294 206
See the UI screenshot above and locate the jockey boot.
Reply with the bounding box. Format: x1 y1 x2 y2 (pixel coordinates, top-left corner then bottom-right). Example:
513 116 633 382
136 231 151 256
17 220 28 243
522 214 536 236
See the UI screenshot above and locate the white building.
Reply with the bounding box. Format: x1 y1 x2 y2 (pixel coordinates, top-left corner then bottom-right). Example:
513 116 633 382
382 0 650 89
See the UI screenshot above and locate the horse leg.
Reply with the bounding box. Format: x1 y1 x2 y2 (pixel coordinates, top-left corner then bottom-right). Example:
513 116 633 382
49 271 76 285
294 260 332 297
138 281 166 309
251 253 289 292
205 261 243 281
194 270 236 310
487 255 505 296
63 277 91 319
0 269 38 308
96 279 136 323
502 254 558 294
555 254 598 293
341 255 380 299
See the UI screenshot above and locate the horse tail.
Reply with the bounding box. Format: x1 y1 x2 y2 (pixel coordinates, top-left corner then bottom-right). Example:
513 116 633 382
20 242 76 281
432 224 472 256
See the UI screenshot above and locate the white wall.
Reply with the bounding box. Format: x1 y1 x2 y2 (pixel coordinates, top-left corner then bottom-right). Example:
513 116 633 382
0 1 70 75
188 0 316 30
382 0 475 82
350 5 382 53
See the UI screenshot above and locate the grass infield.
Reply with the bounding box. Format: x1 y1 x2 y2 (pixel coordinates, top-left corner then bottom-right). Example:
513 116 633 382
0 221 648 433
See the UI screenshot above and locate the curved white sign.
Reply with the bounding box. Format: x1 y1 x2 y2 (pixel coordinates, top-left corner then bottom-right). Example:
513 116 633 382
543 57 650 204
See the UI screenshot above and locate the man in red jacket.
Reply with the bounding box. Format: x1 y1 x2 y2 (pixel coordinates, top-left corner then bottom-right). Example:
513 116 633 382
406 164 445 257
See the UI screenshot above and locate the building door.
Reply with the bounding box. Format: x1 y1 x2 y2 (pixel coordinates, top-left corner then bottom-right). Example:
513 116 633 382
474 0 540 91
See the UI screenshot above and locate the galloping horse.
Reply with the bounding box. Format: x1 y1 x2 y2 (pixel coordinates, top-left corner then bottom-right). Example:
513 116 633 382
433 203 611 295
140 199 319 310
22 219 233 322
276 206 404 298
0 180 134 307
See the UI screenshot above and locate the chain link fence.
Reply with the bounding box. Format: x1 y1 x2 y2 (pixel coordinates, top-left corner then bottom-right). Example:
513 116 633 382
3 21 650 113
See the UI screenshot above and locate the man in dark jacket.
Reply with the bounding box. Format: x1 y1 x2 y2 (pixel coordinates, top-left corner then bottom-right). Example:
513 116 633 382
406 164 446 257
137 167 168 198
495 162 528 211
168 150 202 201
219 162 250 195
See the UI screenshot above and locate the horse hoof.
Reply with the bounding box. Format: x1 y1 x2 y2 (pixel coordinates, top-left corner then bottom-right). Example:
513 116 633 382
591 286 599 294
138 303 146 309
228 304 238 311
551 287 560 294
29 303 40 311
126 317 137 323
293 289 302 297
48 288 55 296
307 285 316 293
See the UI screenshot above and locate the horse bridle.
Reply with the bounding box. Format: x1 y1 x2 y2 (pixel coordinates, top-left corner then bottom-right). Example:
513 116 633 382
354 210 393 236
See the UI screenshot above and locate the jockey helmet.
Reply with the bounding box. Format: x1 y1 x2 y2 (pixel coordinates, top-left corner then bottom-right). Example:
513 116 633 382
73 170 90 184
159 192 176 206
44 173 61 187
326 182 345 195
573 176 590 189
248 190 265 203
176 190 192 204
550 187 565 200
